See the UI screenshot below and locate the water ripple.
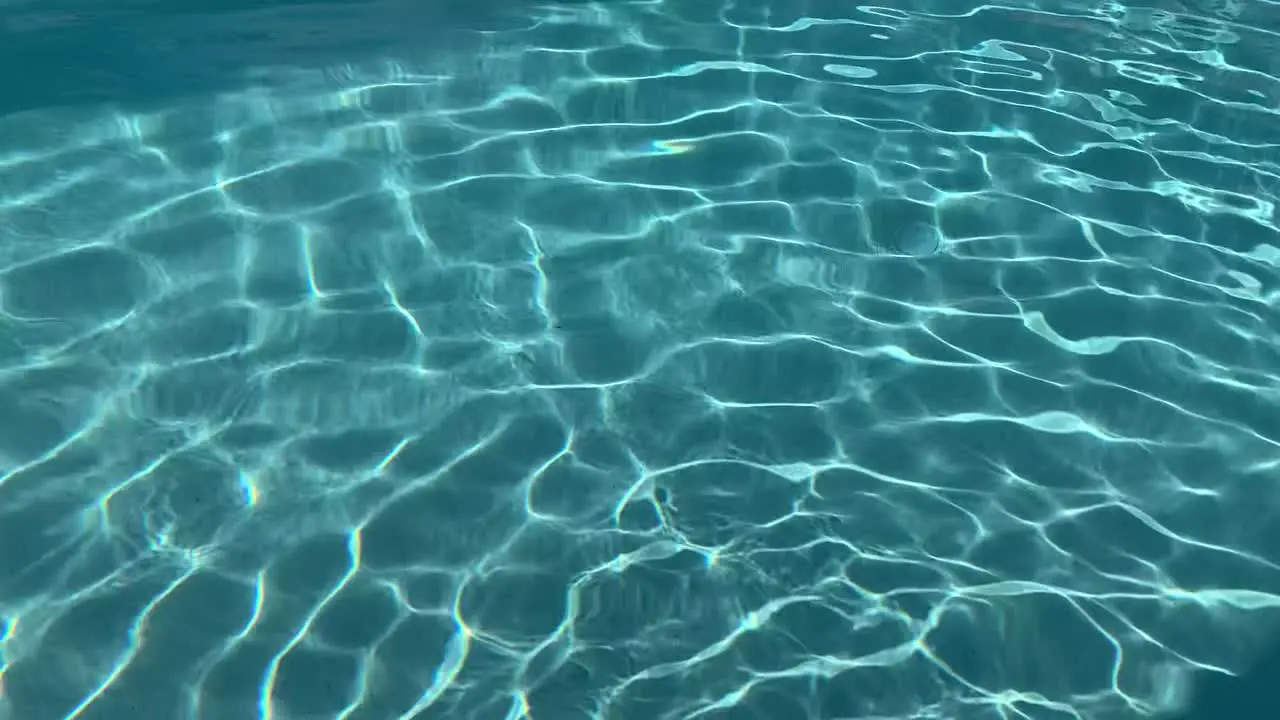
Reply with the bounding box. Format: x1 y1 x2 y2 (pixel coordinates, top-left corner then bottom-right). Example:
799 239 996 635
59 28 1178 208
0 1 1278 718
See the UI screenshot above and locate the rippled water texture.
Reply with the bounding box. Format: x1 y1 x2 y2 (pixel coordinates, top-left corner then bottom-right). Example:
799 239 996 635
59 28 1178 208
1 0 1279 718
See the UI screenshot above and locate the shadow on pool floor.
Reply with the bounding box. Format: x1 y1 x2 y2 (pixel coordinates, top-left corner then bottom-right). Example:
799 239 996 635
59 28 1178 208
1 0 595 116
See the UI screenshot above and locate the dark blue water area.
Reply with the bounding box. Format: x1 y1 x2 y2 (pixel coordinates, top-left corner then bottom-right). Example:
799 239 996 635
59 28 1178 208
2 0 1280 719
0 0 558 115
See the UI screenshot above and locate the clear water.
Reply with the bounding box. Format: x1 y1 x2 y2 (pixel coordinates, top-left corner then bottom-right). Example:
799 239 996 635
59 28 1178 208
1 1 1279 719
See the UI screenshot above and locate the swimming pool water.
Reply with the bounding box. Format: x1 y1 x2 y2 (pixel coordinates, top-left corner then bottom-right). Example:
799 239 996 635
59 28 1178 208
1 1 1279 718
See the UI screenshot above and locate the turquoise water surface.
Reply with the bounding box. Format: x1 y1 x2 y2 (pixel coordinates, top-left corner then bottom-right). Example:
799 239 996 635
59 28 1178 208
1 1 1279 718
